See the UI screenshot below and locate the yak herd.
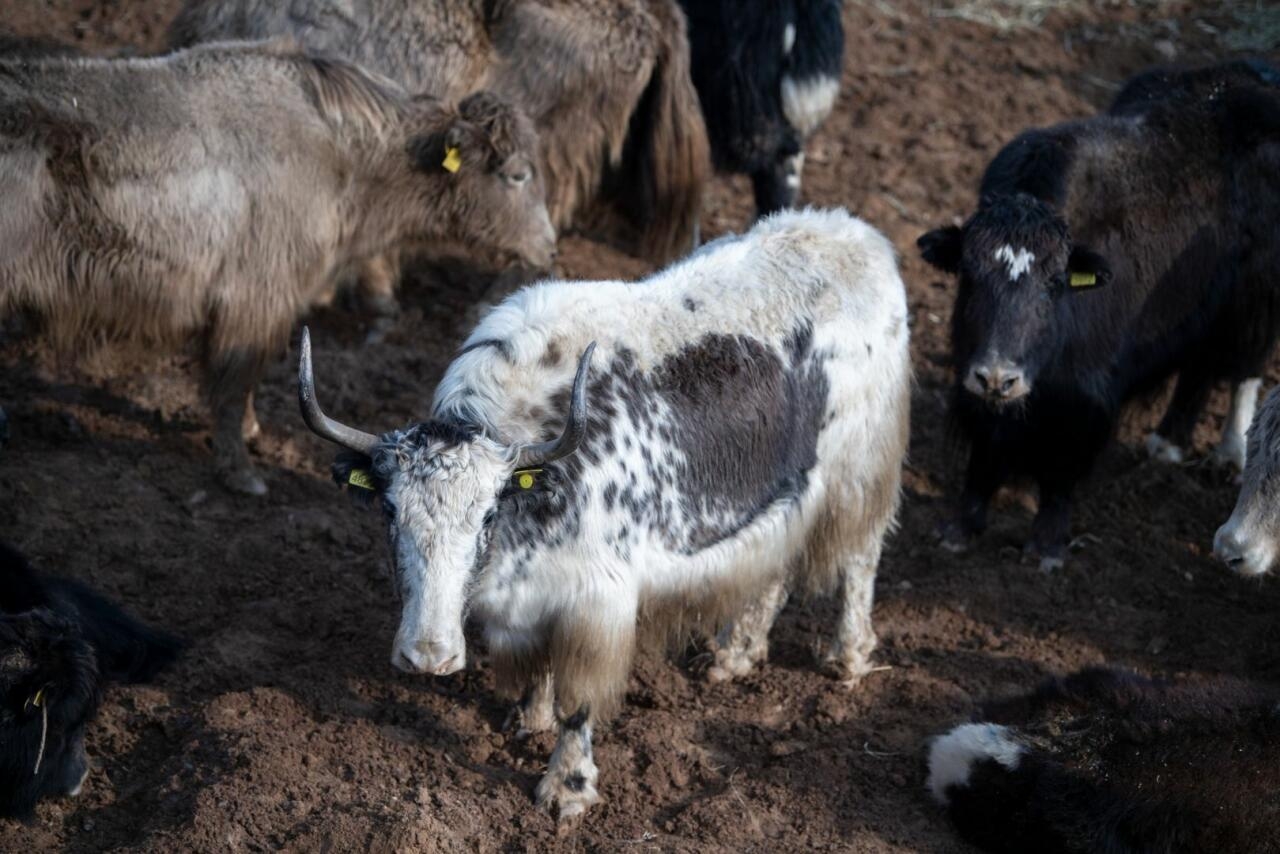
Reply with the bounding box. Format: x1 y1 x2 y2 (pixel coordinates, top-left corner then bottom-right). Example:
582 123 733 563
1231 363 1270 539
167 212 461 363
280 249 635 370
1 1 1280 850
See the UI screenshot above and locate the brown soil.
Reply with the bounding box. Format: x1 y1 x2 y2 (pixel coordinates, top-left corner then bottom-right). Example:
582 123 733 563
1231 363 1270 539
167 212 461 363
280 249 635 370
1 1 1278 851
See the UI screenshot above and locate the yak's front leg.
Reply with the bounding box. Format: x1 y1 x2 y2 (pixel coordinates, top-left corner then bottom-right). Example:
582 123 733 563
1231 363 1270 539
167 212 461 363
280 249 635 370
708 580 788 682
1147 369 1213 464
206 345 269 496
939 435 1011 552
1027 479 1074 572
535 704 599 822
1213 377 1262 471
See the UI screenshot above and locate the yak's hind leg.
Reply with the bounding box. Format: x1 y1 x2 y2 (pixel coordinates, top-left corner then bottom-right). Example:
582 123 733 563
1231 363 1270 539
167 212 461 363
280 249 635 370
823 546 881 684
812 446 904 684
707 580 789 682
508 671 556 737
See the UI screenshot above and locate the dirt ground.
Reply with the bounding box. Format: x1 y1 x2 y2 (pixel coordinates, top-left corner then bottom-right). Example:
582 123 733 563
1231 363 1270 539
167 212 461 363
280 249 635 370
1 1 1278 851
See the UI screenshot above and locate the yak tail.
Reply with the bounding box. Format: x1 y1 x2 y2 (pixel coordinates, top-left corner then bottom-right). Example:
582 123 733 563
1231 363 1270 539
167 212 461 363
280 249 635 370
620 0 710 264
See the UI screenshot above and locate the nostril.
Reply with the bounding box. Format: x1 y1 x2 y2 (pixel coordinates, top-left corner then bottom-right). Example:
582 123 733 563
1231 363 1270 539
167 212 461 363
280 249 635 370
972 367 991 389
1000 376 1017 393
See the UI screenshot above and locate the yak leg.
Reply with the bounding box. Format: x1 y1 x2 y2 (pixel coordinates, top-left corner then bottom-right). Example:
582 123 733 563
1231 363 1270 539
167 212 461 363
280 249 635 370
357 253 400 318
206 347 268 497
940 436 1011 552
1212 377 1262 471
1147 370 1213 464
536 704 600 822
823 549 880 684
1027 480 1074 572
535 596 634 822
749 151 804 218
242 390 261 442
509 671 556 737
708 580 789 682
358 254 400 344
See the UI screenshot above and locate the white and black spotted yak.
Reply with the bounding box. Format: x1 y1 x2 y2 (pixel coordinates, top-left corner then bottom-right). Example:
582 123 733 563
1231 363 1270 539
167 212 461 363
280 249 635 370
928 667 1280 853
679 0 844 216
299 208 911 820
920 60 1280 570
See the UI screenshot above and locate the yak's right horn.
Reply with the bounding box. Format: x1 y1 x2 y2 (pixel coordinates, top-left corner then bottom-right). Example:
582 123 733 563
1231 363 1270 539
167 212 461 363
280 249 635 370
298 327 380 456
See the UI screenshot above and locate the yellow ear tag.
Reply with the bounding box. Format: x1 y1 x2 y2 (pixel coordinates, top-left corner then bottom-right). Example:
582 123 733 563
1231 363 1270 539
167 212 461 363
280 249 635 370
442 146 462 174
1070 271 1098 288
515 469 542 489
347 468 376 491
26 687 44 711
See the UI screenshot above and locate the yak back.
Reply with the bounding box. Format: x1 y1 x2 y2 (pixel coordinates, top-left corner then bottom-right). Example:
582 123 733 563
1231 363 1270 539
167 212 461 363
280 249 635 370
979 668 1280 854
0 543 181 685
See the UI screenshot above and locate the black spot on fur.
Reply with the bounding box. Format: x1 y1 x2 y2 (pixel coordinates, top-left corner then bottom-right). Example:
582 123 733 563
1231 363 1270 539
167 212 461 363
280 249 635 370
683 297 699 312
540 341 563 367
564 772 586 792
459 338 512 361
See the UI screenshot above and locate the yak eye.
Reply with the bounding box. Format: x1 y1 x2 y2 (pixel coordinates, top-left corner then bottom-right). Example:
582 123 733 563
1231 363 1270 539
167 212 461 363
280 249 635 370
482 508 497 528
503 168 531 187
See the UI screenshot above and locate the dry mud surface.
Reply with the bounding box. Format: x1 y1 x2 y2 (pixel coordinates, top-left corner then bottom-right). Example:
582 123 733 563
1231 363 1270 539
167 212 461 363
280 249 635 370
1 1 1278 851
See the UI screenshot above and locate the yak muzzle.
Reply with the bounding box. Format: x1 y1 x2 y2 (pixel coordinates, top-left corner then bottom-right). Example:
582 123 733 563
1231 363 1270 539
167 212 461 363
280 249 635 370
964 360 1030 404
392 639 466 676
1213 520 1275 577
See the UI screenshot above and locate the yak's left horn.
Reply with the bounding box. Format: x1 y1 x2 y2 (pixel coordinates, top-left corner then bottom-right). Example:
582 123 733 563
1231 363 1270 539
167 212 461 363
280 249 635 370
515 342 596 468
298 326 380 456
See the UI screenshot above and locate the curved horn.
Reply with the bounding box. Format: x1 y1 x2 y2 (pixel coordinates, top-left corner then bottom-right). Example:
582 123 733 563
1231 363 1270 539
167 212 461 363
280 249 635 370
298 326 380 456
516 341 596 469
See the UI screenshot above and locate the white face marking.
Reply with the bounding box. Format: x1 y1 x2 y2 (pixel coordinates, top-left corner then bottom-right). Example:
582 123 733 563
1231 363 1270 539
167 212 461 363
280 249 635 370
783 22 796 55
994 245 1035 282
927 723 1024 805
385 439 510 674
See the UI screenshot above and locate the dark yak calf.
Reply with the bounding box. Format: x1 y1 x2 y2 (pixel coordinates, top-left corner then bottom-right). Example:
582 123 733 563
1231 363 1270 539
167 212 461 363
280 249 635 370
920 63 1280 569
0 542 181 819
929 667 1280 854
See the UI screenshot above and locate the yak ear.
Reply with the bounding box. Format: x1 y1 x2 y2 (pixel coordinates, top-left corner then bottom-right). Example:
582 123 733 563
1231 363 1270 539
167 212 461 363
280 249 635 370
409 122 476 175
1066 245 1113 290
331 450 380 506
918 225 964 274
0 611 83 718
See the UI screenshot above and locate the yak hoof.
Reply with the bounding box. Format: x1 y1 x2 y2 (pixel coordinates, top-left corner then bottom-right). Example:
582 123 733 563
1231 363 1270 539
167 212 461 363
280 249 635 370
1038 554 1065 573
1023 542 1065 573
707 648 758 683
1144 433 1184 464
535 771 600 824
221 467 268 496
